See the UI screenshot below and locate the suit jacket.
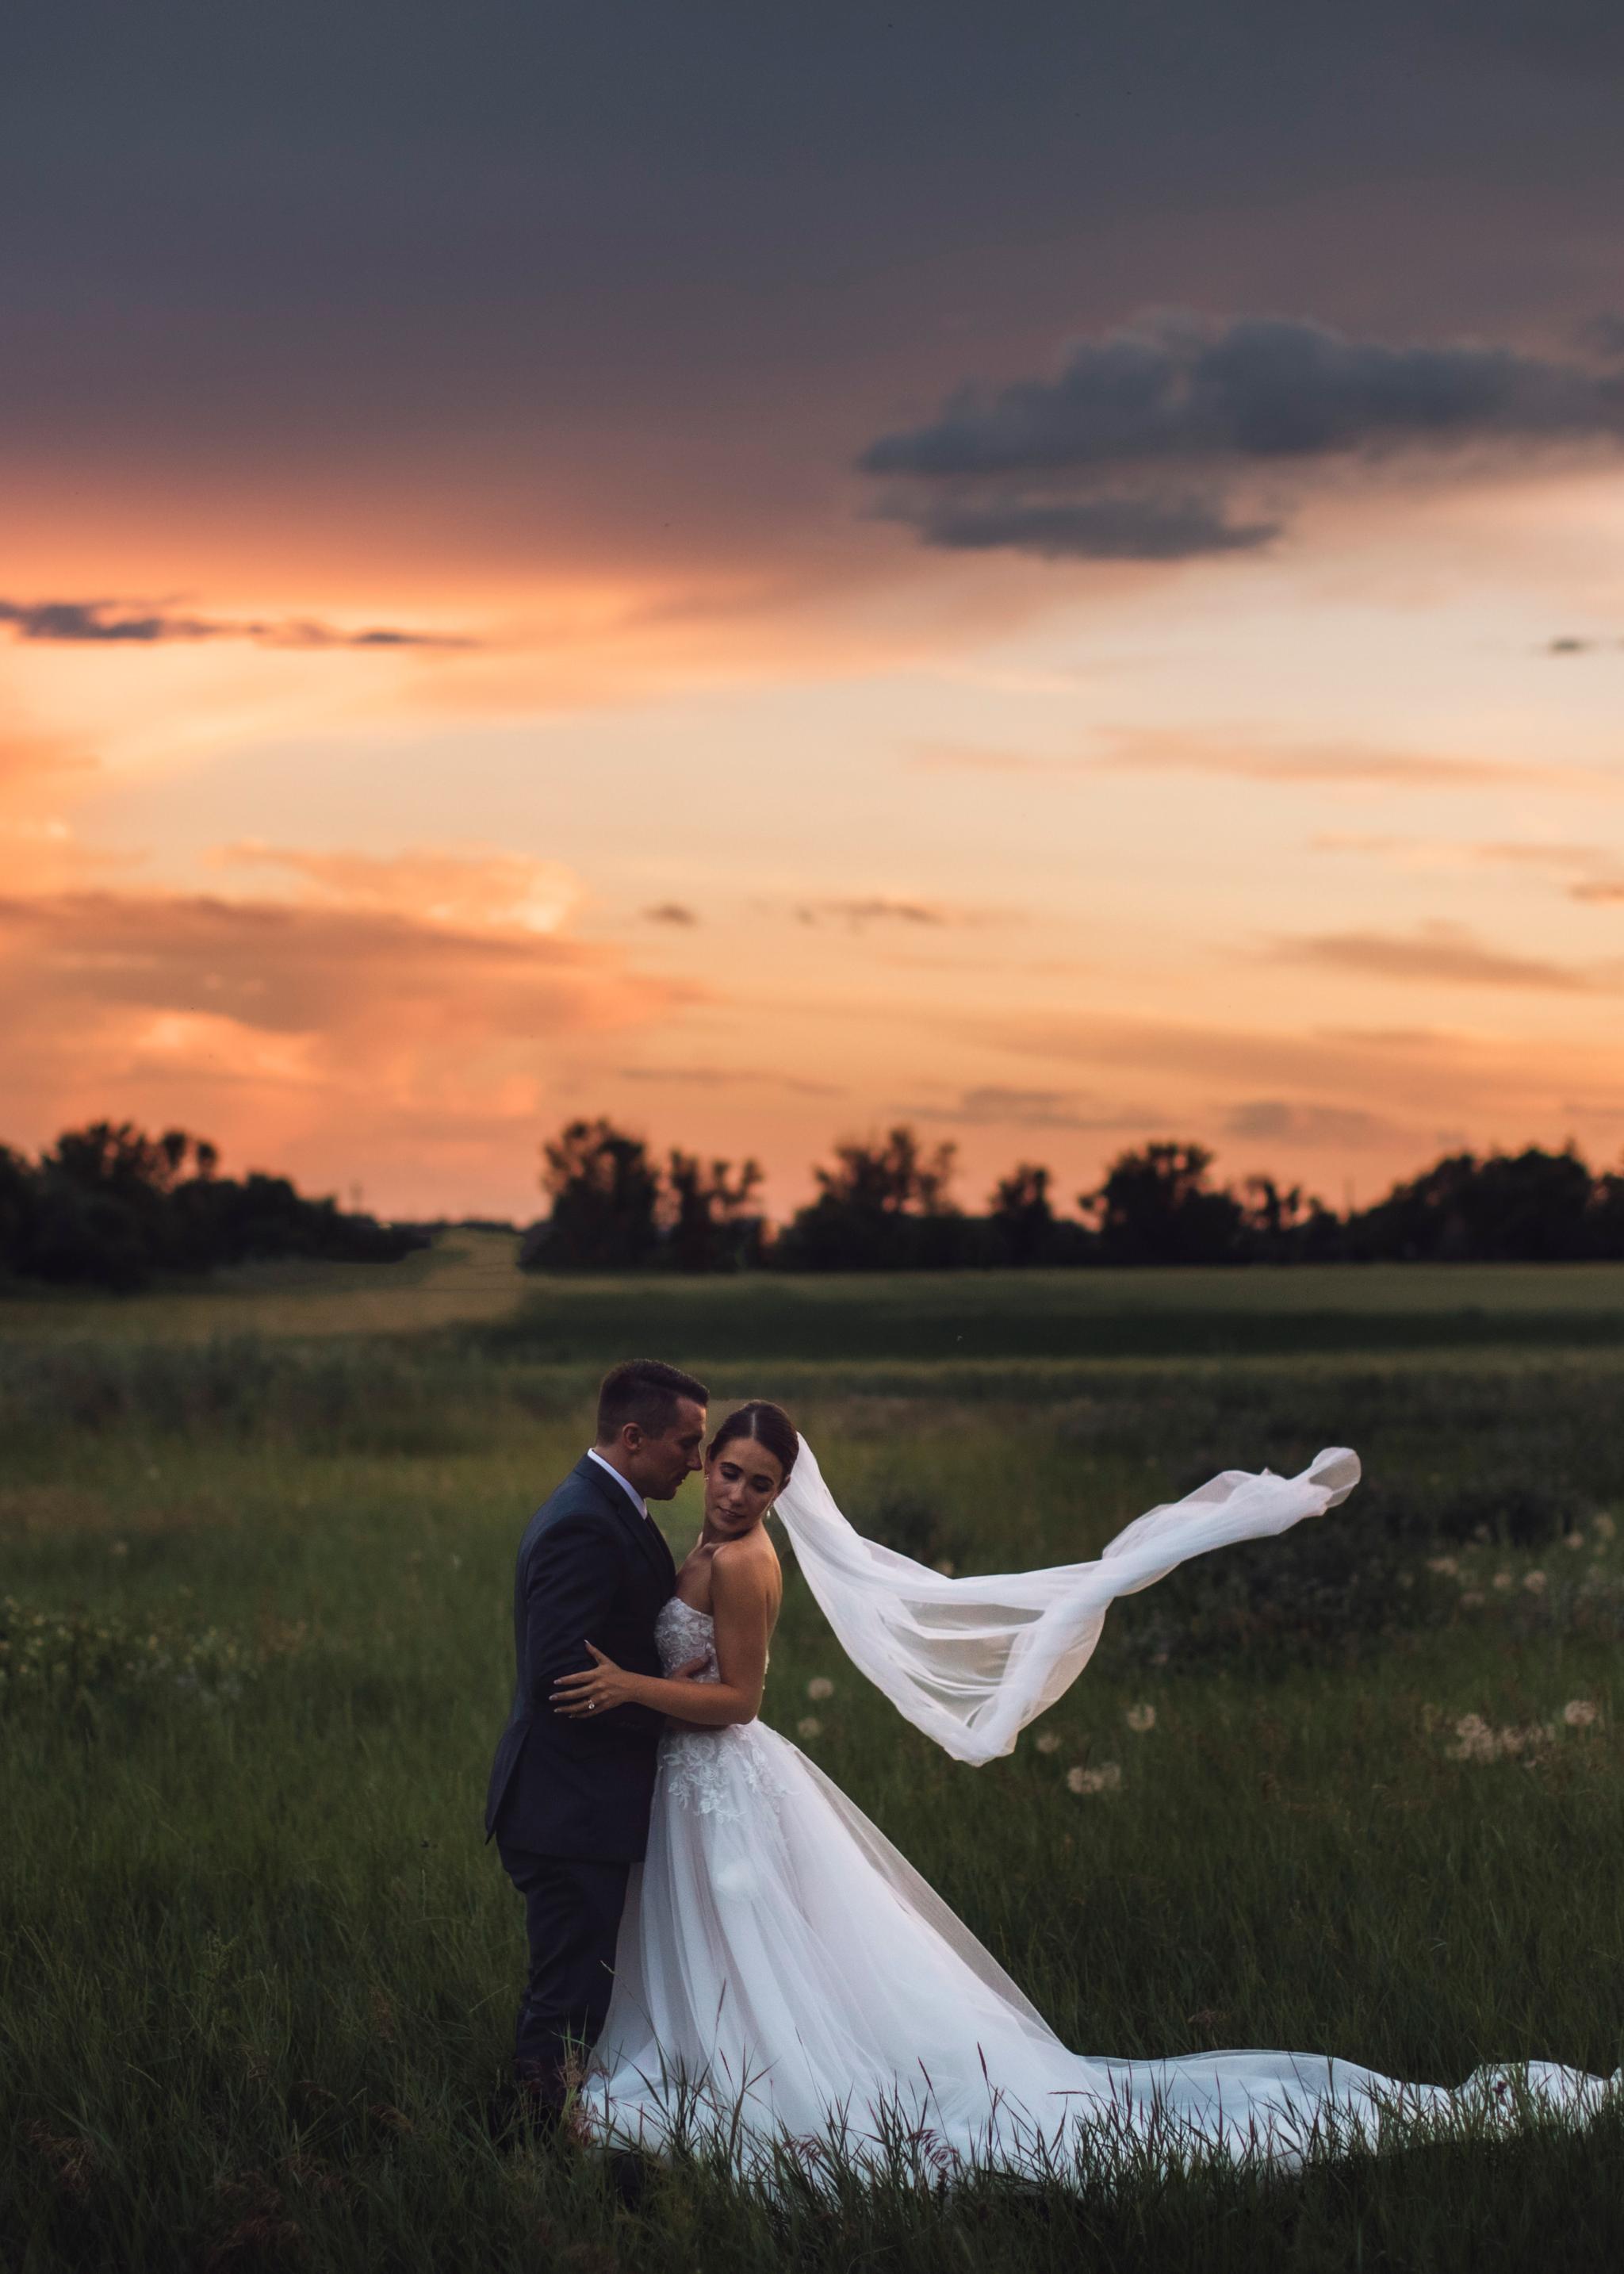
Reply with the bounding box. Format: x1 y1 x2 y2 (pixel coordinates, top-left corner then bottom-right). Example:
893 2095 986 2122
485 1454 677 1860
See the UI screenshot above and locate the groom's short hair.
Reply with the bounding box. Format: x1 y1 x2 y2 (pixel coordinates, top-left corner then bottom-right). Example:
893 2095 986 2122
596 1358 709 1443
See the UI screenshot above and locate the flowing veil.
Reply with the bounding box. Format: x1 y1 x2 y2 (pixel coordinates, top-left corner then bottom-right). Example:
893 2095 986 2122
772 1438 1361 1763
588 1436 1620 2178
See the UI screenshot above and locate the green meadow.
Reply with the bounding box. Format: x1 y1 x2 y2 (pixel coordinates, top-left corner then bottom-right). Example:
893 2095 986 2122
5 1235 1624 2270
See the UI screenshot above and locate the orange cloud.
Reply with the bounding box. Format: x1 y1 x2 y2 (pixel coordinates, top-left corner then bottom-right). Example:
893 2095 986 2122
973 1003 1624 1149
0 876 691 1208
1279 922 1604 993
212 843 582 934
915 730 1624 793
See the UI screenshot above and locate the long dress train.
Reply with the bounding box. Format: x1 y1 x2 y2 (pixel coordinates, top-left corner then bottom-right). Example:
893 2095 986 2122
582 1449 1618 2178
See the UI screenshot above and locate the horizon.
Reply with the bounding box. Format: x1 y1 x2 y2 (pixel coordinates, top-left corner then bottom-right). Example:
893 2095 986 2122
11 1109 1618 1237
6 8 1624 1223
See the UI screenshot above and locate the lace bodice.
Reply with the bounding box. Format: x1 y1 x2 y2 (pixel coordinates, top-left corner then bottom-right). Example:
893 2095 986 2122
654 1593 782 1818
656 1594 719 1679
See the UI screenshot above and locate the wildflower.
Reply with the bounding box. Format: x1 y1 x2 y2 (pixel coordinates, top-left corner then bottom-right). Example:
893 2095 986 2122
1564 1699 1599 1728
1425 1555 1459 1578
1067 1762 1123 1796
1124 1703 1157 1733
1565 1532 1586 1552
933 1559 956 1577
109 1541 128 1559
1460 1590 1485 1609
1449 1713 1498 1763
1492 1572 1514 1593
797 1716 822 1739
1594 1513 1617 1543
806 1676 834 1701
1035 1731 1062 1754
1522 1570 1548 1597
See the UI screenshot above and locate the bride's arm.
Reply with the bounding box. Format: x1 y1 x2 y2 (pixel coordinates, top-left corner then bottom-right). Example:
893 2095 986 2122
550 1546 772 1729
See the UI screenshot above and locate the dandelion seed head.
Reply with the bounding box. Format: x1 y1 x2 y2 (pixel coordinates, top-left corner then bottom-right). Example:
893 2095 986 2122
1564 1698 1599 1728
1125 1703 1157 1733
1035 1731 1061 1754
806 1676 834 1701
796 1716 822 1739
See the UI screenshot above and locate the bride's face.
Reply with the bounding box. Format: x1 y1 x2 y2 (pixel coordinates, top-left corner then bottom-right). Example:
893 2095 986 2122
703 1436 786 1538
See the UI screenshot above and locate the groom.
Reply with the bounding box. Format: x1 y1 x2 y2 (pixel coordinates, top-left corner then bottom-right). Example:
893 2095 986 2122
486 1357 710 2126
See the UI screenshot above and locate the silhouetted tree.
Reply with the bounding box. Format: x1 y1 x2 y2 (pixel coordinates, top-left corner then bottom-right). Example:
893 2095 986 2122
0 1145 37 1280
1238 1175 1342 1263
522 1118 662 1269
0 1122 423 1290
665 1150 765 1273
816 1125 958 1218
1585 1165 1624 1260
1343 1145 1598 1263
774 1125 979 1269
988 1162 1058 1267
1082 1141 1245 1266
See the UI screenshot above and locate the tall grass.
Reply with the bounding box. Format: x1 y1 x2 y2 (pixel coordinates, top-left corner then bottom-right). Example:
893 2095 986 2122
4 1282 1624 2267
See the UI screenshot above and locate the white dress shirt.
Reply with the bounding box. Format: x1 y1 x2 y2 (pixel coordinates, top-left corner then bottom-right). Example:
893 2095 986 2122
587 1447 649 1520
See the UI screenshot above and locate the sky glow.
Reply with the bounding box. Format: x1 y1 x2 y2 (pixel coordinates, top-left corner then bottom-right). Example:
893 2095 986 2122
5 6 1624 1221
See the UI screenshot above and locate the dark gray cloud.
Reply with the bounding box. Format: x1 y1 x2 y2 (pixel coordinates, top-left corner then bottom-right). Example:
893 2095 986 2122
1224 1099 1397 1149
911 1083 1160 1130
5 6 1624 579
863 311 1624 562
880 493 1274 561
0 599 473 650
643 902 699 926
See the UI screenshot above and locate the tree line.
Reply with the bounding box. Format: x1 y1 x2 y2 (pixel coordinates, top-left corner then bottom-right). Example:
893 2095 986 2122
0 1122 429 1292
521 1117 1624 1272
10 1113 1623 1293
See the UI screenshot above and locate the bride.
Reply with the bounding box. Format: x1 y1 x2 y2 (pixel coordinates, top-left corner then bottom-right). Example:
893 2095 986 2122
550 1400 1614 2179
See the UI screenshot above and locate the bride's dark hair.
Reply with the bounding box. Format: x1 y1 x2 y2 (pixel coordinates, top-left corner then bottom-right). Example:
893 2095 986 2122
707 1398 799 1485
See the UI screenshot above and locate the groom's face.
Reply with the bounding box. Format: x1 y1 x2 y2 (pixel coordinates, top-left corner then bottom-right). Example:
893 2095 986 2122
622 1398 708 1500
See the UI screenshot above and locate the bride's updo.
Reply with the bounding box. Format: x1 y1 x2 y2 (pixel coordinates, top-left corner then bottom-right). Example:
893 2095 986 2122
707 1398 799 1486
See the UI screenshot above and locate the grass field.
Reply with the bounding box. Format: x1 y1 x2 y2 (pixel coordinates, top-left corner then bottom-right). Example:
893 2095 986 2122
5 1245 1624 2269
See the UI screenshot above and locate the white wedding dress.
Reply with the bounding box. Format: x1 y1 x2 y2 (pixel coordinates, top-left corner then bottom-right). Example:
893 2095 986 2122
582 1445 1616 2180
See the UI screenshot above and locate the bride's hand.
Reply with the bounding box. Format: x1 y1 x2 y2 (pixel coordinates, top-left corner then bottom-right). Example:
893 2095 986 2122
551 1641 709 1717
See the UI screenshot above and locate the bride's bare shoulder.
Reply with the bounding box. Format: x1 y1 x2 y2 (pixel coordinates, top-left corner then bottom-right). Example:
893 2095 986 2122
711 1532 782 1609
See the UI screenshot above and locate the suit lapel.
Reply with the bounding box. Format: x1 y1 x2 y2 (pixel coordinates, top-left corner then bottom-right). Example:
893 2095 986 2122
577 1455 676 1593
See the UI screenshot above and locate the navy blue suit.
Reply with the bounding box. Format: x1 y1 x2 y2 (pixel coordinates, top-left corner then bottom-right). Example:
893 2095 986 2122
486 1453 678 2094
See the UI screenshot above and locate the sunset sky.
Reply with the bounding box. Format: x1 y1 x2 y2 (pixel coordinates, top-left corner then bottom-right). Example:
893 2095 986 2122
6 4 1624 1222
